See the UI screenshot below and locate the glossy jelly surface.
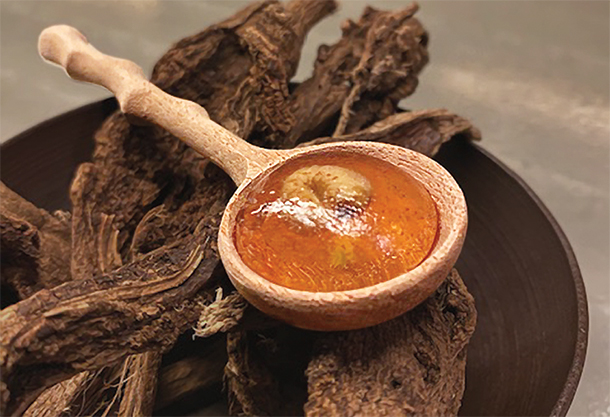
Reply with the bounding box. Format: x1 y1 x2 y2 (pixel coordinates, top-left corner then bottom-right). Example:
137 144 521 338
235 152 439 292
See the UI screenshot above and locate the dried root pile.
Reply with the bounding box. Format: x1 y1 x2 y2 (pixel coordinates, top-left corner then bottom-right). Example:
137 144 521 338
0 1 479 416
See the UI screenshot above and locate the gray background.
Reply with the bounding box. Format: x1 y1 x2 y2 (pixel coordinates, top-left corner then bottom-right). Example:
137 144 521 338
1 1 608 416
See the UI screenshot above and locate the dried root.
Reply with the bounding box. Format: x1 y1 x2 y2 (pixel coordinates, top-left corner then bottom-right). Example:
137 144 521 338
0 1 481 416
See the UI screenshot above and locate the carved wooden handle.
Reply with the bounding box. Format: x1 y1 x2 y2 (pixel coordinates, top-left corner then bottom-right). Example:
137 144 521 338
38 25 278 184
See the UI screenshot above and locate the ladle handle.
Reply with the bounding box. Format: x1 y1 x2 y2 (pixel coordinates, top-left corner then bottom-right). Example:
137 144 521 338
38 25 276 185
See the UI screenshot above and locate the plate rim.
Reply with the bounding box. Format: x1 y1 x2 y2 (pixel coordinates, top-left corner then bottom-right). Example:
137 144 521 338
0 98 589 416
469 143 588 417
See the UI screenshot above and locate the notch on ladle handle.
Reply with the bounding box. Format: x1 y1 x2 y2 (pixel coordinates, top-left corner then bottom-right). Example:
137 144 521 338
38 25 277 185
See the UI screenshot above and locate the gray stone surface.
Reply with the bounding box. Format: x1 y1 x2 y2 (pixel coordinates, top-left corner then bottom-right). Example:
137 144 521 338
1 1 608 416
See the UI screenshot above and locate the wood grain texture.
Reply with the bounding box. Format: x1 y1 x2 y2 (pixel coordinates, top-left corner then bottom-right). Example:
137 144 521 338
221 269 476 416
117 352 162 417
303 108 482 157
305 269 476 417
0 218 219 416
0 182 72 300
275 2 429 147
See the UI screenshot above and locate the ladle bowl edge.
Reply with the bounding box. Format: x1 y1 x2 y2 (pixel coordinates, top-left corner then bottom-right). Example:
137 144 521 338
218 141 468 331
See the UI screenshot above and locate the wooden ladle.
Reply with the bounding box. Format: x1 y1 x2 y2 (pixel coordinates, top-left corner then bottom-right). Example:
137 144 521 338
38 25 467 331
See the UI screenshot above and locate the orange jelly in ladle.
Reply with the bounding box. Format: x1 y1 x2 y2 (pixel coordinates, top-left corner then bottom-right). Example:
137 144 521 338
235 152 439 292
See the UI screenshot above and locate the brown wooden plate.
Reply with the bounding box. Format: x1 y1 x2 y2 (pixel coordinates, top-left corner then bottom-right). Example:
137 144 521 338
0 98 587 416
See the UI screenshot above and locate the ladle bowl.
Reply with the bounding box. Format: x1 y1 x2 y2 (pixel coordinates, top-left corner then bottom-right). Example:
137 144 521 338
38 25 467 331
